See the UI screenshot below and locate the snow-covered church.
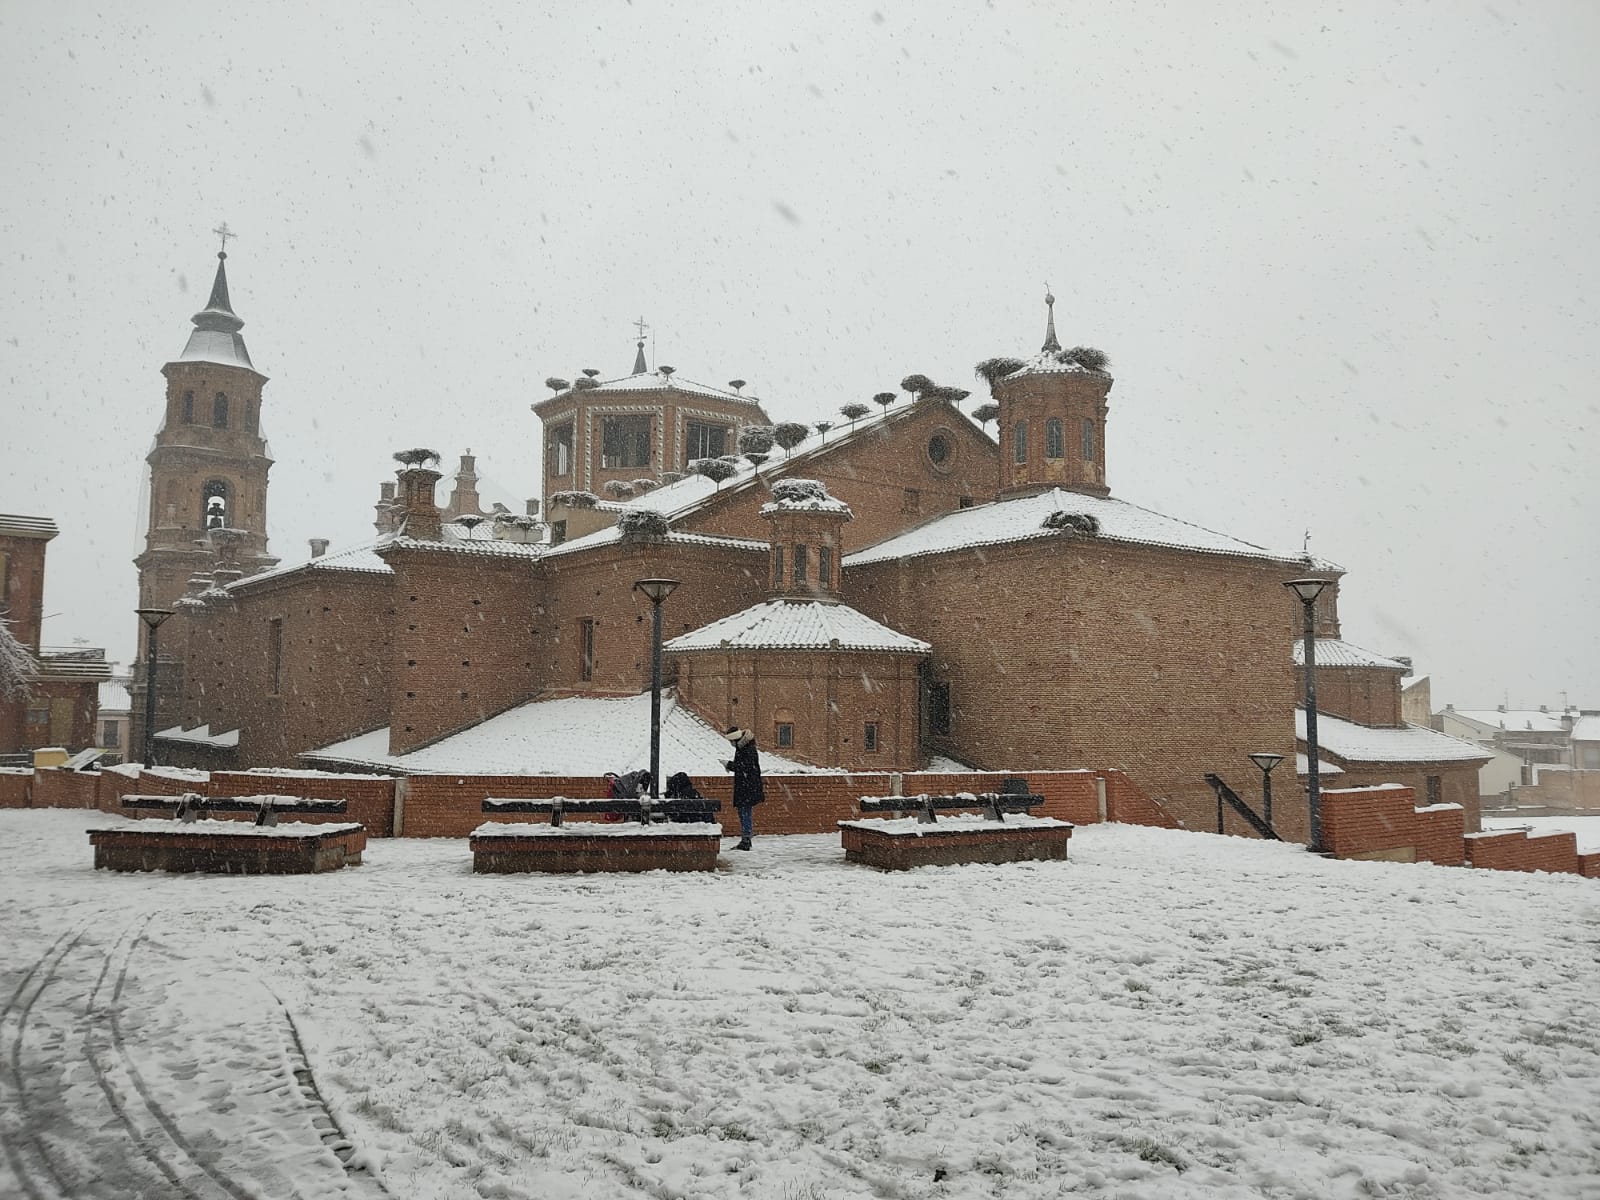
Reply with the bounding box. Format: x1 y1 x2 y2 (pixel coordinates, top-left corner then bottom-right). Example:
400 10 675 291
133 253 1489 837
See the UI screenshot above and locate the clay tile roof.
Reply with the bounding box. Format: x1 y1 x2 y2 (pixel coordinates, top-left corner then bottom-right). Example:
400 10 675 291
1292 639 1410 670
1296 709 1490 764
665 599 929 654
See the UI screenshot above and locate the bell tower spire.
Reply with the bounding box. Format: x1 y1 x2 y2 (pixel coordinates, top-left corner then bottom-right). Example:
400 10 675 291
1041 288 1061 354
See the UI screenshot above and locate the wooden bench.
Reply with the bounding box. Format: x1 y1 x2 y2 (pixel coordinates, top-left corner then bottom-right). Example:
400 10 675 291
840 790 1072 871
472 796 724 873
93 792 366 874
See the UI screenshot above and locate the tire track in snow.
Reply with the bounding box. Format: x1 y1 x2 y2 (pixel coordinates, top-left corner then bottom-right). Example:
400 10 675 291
0 925 90 1200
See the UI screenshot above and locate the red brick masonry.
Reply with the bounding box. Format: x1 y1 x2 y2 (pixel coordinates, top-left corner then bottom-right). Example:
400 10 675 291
89 823 367 874
469 826 721 873
838 820 1073 870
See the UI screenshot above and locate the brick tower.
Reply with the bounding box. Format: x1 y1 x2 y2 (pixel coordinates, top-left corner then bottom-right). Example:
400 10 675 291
132 242 277 748
988 293 1113 498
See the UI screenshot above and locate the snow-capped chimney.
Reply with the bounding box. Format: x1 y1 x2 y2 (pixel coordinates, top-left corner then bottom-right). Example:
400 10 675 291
309 538 329 559
395 461 444 541
375 480 400 535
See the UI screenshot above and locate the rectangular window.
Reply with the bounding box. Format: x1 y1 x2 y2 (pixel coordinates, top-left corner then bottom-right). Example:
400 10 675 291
550 519 567 546
602 415 652 469
902 488 920 512
1045 418 1064 459
863 722 880 753
102 719 120 746
1425 775 1442 805
213 392 229 429
182 391 195 423
26 704 49 726
580 618 595 681
548 422 574 477
818 546 833 587
794 545 808 583
268 618 284 694
776 722 794 749
772 545 785 586
1082 419 1096 463
684 421 727 464
1013 420 1028 464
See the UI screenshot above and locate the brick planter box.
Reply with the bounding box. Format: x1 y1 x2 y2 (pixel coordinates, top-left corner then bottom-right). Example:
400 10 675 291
839 816 1073 870
89 821 367 874
469 821 723 873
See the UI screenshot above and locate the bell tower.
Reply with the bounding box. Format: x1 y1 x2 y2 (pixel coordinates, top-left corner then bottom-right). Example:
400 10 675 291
132 235 277 743
988 293 1113 499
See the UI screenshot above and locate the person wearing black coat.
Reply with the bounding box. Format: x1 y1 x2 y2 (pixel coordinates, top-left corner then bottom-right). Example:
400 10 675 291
722 727 764 850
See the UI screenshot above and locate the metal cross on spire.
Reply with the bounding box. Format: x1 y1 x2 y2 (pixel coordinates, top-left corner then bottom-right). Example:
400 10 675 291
633 315 650 341
213 222 237 255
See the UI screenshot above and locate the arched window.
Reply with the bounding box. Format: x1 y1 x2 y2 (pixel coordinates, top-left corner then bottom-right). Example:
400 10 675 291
201 479 231 530
213 392 229 428
1082 418 1096 463
1013 420 1028 464
182 390 195 423
1045 418 1064 459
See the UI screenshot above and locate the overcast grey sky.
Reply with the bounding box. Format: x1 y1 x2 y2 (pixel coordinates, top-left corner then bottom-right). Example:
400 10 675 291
2 0 1595 709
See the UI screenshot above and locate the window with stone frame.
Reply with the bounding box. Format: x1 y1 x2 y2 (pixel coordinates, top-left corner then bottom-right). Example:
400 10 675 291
1013 420 1028 464
793 545 808 584
602 415 652 469
1082 418 1097 462
213 392 229 429
684 420 728 465
548 422 574 478
102 719 120 747
818 545 833 588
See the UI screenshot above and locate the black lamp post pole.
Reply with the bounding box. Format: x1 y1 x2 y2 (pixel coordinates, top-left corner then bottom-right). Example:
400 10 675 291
135 608 174 768
1301 595 1321 850
632 580 679 801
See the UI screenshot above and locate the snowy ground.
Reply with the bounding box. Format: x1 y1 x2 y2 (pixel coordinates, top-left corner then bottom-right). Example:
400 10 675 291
3 812 1599 1200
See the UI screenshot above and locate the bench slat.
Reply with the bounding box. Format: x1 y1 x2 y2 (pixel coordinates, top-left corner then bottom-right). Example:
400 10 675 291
857 792 1045 824
483 796 721 827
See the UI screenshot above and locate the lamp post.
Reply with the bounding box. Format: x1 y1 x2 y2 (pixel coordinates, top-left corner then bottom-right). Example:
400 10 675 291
632 579 679 799
135 607 176 768
1284 578 1330 852
1247 751 1285 831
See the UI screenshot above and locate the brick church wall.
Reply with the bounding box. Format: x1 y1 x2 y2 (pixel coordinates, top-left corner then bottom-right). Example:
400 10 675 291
847 537 1300 837
1309 666 1403 727
678 403 997 556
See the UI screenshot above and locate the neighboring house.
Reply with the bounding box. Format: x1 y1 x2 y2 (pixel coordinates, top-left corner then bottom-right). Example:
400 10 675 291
1400 675 1431 726
0 514 109 754
98 669 133 760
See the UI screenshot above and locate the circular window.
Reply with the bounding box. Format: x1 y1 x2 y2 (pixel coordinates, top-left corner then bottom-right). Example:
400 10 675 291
926 432 953 468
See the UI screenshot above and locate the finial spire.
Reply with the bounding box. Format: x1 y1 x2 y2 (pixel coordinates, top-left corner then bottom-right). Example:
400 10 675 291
213 221 236 256
632 315 650 374
1041 285 1061 354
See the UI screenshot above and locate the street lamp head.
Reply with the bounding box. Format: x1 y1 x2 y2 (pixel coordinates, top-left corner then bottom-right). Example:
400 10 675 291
633 578 680 604
1283 577 1329 606
1248 751 1285 774
135 607 177 630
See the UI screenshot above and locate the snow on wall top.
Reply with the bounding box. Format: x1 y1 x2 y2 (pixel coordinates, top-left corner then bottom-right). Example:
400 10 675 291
1293 639 1410 671
542 525 768 560
302 691 821 776
665 599 930 654
1449 709 1577 734
847 488 1338 570
154 723 241 748
1572 715 1600 742
0 513 60 539
226 539 394 592
1296 709 1490 764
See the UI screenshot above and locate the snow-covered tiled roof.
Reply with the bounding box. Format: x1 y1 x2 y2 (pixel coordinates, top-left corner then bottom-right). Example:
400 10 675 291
1293 640 1409 671
0 513 60 539
98 680 132 711
177 328 256 371
380 535 546 561
543 525 768 560
154 723 241 748
1447 709 1575 734
584 372 764 404
302 691 823 776
1294 752 1345 776
759 496 853 518
1296 710 1489 765
848 488 1339 570
36 652 112 682
227 539 394 592
1000 348 1111 383
1570 715 1600 742
665 600 929 654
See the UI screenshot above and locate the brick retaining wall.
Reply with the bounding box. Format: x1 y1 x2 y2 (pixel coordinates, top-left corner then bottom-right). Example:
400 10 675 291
0 770 30 808
210 772 397 837
1464 829 1580 875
